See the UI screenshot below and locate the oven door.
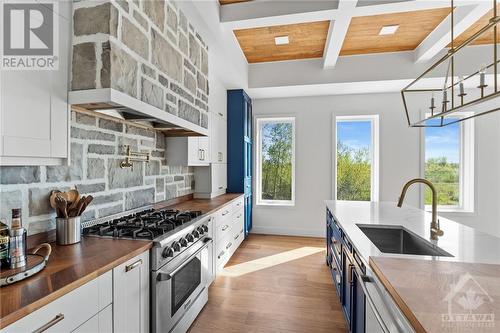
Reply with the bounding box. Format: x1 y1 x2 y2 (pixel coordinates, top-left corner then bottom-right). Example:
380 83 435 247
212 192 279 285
153 238 213 333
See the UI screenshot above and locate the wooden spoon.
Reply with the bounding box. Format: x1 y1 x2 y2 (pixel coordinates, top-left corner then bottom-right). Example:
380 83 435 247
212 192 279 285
78 195 94 216
55 195 68 219
49 190 62 209
69 196 86 217
67 189 80 207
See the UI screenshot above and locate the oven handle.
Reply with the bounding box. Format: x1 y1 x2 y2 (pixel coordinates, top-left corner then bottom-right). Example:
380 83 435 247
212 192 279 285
157 238 213 281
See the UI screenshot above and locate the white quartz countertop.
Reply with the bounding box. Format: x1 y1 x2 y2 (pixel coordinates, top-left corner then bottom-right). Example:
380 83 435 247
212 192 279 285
326 200 500 265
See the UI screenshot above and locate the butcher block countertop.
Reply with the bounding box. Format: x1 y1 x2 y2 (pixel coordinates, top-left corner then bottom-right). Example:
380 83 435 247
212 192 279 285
0 237 152 329
155 193 243 214
0 193 244 329
370 257 500 333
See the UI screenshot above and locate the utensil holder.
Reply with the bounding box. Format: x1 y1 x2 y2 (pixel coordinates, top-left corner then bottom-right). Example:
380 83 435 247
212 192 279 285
56 217 81 245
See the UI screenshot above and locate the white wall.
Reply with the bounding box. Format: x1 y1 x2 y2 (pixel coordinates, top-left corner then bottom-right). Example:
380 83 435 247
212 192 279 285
252 93 500 238
251 93 421 237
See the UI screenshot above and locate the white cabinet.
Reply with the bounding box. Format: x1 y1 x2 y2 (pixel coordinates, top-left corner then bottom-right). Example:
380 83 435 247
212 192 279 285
194 163 227 198
0 1 71 166
166 137 210 166
3 271 112 333
113 251 150 333
212 196 245 275
210 114 227 164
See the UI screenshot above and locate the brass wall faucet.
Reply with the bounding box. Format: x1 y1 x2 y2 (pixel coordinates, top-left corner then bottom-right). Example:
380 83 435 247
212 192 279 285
397 178 444 240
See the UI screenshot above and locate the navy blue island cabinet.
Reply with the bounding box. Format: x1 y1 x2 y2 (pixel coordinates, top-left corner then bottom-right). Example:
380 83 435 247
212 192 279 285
327 208 366 333
227 89 253 235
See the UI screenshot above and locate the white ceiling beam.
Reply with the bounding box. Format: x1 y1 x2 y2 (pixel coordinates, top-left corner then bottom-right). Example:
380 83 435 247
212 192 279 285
220 0 340 30
414 2 492 63
322 0 358 69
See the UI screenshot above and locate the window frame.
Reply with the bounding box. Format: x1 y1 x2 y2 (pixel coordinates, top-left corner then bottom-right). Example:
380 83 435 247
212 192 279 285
334 115 380 202
422 115 475 213
255 116 296 207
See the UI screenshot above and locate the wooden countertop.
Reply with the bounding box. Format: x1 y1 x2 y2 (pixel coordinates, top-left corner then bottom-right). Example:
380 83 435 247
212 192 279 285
0 237 152 329
155 193 244 215
370 257 500 333
0 193 244 329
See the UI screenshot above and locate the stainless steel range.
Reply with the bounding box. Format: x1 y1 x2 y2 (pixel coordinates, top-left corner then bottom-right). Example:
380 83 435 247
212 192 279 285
82 206 214 333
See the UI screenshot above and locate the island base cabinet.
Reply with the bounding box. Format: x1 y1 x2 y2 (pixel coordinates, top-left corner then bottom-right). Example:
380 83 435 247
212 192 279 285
113 251 150 333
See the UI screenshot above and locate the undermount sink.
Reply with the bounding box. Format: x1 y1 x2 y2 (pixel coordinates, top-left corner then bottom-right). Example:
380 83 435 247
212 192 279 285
357 225 453 257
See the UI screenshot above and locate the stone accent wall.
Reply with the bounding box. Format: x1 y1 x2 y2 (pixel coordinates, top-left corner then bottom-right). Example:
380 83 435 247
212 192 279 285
71 0 209 129
0 111 194 235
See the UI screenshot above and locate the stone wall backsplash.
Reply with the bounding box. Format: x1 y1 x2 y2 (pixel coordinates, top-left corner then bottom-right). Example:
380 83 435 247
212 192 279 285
71 0 209 129
0 110 194 235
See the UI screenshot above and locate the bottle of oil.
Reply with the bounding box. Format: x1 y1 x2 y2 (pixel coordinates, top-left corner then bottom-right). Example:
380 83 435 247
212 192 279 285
9 209 27 269
0 219 9 269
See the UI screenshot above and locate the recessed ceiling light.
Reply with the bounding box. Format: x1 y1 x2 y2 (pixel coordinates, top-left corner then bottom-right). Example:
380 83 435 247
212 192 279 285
274 36 289 45
379 25 399 36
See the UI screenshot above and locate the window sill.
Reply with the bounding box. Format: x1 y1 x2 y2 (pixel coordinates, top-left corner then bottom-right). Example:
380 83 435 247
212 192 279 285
425 205 475 215
256 201 295 207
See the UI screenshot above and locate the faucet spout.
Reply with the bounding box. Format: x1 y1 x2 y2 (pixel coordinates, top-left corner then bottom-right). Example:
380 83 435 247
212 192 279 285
397 178 444 240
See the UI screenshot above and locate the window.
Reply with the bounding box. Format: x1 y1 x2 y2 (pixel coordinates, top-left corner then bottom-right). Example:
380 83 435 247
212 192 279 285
256 117 295 206
424 117 474 212
335 115 379 201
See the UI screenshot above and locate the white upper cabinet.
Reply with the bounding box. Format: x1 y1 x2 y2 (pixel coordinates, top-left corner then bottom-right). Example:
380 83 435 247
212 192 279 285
166 136 210 166
211 113 227 164
0 1 71 166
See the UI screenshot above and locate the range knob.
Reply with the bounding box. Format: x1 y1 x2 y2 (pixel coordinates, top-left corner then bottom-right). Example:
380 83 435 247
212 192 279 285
186 233 195 242
162 246 174 258
179 237 188 247
171 241 181 252
192 230 200 238
197 226 205 235
202 225 208 232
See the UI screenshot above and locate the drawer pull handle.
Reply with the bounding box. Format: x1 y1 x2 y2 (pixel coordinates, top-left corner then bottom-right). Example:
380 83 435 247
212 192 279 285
218 112 224 117
240 229 244 234
236 202 241 206
226 242 232 250
33 313 64 333
236 214 242 219
125 259 143 272
222 210 230 216
218 251 225 259
234 234 239 240
218 186 223 190
222 225 229 231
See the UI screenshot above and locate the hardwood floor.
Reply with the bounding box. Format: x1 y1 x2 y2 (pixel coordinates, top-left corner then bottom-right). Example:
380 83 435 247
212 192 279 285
189 234 347 333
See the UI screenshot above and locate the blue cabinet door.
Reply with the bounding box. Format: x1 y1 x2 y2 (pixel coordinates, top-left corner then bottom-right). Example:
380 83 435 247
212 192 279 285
342 249 353 331
353 268 366 333
227 89 252 234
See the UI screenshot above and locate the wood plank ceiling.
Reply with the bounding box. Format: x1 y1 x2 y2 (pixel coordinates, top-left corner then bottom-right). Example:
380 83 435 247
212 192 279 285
340 7 452 56
453 9 498 46
234 21 331 63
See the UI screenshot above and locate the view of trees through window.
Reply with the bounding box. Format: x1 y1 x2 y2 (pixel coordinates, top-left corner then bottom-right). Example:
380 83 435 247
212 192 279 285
260 120 293 201
336 120 372 201
425 120 460 206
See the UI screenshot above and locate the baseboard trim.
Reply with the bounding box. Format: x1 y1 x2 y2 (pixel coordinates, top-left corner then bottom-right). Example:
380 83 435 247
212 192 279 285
250 226 325 238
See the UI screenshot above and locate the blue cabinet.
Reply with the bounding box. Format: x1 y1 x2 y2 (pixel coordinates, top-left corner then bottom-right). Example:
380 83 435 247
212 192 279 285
326 208 366 333
227 89 252 235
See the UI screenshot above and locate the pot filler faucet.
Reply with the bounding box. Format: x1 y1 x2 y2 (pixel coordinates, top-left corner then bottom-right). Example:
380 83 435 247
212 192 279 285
397 178 444 240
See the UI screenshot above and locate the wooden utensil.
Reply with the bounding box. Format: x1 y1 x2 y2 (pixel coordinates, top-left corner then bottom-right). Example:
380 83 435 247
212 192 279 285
78 195 93 216
69 196 86 218
67 189 80 207
55 195 68 219
49 190 62 209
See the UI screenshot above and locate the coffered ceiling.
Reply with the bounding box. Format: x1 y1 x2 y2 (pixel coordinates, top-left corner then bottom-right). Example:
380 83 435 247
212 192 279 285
340 8 452 56
234 21 331 63
453 9 497 46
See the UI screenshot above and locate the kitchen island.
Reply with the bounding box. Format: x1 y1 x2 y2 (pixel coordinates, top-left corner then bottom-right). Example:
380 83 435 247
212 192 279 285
326 200 500 333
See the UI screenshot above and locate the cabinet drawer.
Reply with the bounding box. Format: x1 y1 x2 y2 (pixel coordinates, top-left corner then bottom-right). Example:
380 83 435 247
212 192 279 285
231 197 244 212
3 275 104 332
216 208 233 241
215 236 231 270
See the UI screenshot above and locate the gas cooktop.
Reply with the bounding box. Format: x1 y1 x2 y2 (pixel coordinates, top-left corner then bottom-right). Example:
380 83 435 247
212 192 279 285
83 208 203 241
